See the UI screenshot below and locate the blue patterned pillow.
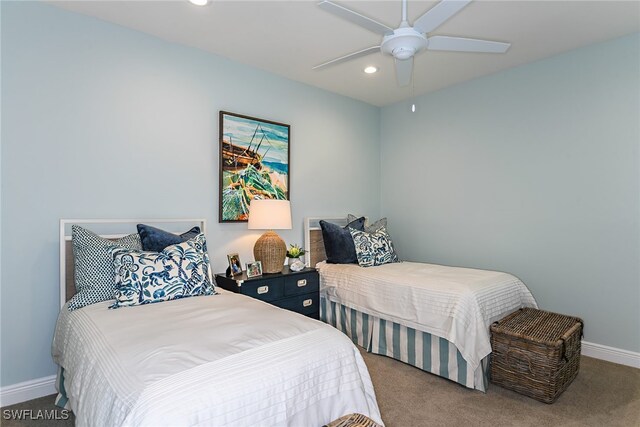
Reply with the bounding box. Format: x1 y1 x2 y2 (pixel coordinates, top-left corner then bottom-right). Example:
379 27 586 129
347 214 387 233
137 224 201 252
68 225 142 311
349 226 399 267
110 233 216 308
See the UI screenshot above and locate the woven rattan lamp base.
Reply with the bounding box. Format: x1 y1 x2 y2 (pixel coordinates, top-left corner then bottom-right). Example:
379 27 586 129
253 230 286 273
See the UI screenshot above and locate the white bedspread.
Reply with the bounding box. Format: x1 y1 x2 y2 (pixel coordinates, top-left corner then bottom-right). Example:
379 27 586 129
317 261 538 371
52 292 382 427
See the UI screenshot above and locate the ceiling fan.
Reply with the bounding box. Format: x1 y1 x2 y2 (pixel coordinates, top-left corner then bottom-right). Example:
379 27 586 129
313 0 510 87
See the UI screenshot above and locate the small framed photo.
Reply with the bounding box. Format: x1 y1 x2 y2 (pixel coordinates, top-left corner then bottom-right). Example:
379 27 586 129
227 253 243 276
246 261 263 278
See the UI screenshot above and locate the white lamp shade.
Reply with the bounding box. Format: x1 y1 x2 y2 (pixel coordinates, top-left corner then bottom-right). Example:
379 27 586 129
247 199 292 230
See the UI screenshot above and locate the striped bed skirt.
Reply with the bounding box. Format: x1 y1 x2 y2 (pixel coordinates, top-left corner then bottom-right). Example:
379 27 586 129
320 296 489 392
54 366 71 409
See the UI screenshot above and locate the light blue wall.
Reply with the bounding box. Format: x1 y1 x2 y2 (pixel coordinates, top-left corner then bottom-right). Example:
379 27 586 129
2 1 638 390
380 33 640 353
0 2 380 386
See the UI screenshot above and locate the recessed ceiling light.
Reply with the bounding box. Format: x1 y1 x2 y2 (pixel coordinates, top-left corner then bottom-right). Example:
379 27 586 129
188 0 210 6
364 66 378 74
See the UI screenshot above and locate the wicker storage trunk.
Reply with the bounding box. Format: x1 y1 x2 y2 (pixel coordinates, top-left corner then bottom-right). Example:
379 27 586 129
490 307 583 403
324 413 382 427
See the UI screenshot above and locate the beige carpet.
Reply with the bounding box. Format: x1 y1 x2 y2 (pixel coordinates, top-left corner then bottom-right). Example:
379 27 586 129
2 352 638 426
361 349 640 427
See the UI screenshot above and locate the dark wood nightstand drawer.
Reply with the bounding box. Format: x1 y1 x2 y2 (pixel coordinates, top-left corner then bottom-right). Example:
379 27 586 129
214 267 319 318
239 277 284 302
272 293 319 317
283 272 319 297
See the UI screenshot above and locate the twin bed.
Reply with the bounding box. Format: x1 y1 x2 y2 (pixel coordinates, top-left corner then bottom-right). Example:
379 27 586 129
53 219 382 426
304 216 538 391
53 216 537 425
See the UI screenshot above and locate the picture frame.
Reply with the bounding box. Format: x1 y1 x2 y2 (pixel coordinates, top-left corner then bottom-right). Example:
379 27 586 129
246 261 263 278
227 253 243 276
219 111 290 222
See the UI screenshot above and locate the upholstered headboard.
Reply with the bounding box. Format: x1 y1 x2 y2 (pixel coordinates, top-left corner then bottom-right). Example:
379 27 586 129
303 216 350 268
59 218 206 309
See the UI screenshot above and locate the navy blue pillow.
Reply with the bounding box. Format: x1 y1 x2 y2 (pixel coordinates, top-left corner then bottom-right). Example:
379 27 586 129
319 217 366 264
137 224 201 252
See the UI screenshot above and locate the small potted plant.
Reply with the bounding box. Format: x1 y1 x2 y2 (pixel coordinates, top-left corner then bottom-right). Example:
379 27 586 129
286 244 306 266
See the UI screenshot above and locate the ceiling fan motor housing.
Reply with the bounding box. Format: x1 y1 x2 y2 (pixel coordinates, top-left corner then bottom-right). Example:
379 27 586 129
381 26 428 60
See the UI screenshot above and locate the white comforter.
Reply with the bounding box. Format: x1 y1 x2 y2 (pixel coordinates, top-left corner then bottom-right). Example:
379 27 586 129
52 291 382 427
317 261 538 371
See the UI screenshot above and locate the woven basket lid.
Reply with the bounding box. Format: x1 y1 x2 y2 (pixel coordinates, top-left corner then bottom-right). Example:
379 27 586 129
491 308 583 345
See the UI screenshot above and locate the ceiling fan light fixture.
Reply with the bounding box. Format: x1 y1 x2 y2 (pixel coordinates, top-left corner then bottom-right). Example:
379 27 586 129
364 66 378 74
392 47 416 61
381 27 427 60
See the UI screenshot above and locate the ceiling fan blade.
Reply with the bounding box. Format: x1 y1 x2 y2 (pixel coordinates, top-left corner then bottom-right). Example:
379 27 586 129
318 1 393 35
313 46 381 70
395 57 413 87
413 0 472 34
427 36 510 53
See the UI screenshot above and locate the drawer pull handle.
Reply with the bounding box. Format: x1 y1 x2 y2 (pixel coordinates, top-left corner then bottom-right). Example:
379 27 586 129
297 279 307 287
303 299 313 307
257 286 269 295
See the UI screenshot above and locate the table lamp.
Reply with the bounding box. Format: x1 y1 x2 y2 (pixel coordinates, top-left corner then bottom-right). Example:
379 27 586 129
248 199 292 273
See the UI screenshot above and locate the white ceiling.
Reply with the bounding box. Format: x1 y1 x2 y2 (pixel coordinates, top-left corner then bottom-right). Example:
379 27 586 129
49 0 640 107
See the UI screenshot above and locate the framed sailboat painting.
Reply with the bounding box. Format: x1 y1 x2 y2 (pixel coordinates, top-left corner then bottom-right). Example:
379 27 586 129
219 111 290 222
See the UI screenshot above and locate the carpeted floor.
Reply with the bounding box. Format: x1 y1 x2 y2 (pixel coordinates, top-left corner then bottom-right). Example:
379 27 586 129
361 350 640 427
2 352 638 426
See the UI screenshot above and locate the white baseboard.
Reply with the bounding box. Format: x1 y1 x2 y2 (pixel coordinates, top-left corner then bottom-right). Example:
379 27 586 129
582 340 640 369
1 341 637 407
0 375 56 408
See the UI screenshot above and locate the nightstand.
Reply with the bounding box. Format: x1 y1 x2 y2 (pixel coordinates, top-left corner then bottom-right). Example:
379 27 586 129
215 267 320 319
